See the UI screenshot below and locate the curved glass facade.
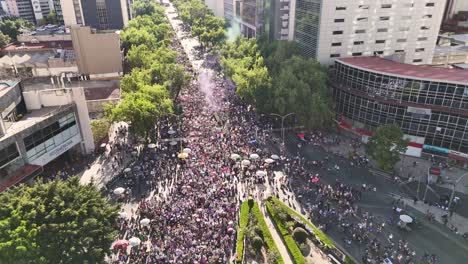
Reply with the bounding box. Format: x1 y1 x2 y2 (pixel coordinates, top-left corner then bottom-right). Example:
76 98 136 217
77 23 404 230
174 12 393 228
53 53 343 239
333 61 468 154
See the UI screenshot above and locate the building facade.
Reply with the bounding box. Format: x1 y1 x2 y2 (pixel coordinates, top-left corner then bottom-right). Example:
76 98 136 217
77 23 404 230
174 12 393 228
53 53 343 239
80 0 129 30
16 0 36 23
332 57 468 164
204 0 223 18
0 80 94 192
295 0 446 66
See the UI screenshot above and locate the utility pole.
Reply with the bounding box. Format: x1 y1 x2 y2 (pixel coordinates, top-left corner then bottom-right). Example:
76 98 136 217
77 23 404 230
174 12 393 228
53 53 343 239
270 112 295 144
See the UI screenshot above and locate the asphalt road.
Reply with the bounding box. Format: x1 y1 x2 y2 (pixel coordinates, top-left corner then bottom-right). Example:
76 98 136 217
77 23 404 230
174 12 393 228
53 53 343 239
271 131 468 264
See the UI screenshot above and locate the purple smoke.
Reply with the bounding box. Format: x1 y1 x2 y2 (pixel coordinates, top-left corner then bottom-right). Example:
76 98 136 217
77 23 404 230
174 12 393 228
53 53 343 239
198 71 220 111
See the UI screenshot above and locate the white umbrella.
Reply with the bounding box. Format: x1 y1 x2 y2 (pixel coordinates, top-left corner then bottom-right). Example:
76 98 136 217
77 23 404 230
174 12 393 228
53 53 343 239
148 143 157 149
140 218 151 226
256 170 267 177
249 153 260 160
264 158 275 164
169 141 178 146
113 187 125 195
168 129 176 135
230 153 241 160
241 160 251 166
271 154 280 160
100 143 107 148
129 237 141 247
124 168 131 173
183 148 192 154
118 212 128 219
399 214 413 223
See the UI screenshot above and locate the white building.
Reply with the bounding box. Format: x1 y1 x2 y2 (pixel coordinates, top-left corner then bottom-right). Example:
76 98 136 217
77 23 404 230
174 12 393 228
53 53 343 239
295 0 447 66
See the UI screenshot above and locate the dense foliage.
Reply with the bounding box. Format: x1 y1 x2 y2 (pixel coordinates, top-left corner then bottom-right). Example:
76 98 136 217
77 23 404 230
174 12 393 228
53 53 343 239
366 124 408 172
0 18 34 46
222 38 334 129
0 177 119 263
107 0 191 139
90 118 111 145
173 0 225 49
235 201 250 263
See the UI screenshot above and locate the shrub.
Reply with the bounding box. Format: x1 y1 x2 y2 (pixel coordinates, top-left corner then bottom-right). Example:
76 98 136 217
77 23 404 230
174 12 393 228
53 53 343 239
293 227 308 244
267 250 280 264
299 243 308 255
235 201 250 263
252 236 263 252
248 196 254 207
254 225 263 237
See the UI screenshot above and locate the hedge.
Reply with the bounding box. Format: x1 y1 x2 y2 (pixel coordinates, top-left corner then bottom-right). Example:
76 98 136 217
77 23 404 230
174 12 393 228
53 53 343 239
235 201 251 263
269 196 333 247
266 201 306 264
251 202 284 264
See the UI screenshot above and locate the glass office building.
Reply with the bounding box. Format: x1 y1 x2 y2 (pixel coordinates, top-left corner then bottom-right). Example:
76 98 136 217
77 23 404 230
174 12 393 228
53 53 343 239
332 57 468 162
294 0 321 58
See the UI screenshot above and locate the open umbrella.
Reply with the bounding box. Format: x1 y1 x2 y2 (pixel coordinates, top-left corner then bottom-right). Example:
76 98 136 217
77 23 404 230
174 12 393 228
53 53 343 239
230 153 241 160
112 239 129 249
183 148 192 154
241 160 251 166
113 187 125 195
100 143 107 148
124 168 131 173
256 170 267 177
129 237 141 247
271 154 280 160
148 143 157 149
169 141 178 146
118 212 128 219
178 152 189 159
228 221 234 226
264 158 274 164
227 227 234 233
140 218 151 226
399 214 413 223
168 129 176 135
249 153 260 160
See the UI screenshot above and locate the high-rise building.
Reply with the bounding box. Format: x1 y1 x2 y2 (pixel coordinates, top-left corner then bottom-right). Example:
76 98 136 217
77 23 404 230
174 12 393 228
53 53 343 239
15 0 36 23
53 0 128 29
2 0 20 17
295 0 447 65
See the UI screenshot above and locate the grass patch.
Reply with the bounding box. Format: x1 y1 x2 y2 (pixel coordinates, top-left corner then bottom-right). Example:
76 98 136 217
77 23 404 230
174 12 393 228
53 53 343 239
235 201 251 263
266 201 305 264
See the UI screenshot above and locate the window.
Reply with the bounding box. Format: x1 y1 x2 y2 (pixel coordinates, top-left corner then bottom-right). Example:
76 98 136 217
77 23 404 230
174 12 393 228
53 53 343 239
399 27 410 32
354 41 364 45
395 49 405 53
397 38 407 43
413 59 423 62
421 26 430 30
357 17 368 22
426 3 435 7
333 30 343 35
334 18 345 23
336 6 346 10
418 37 428 41
415 48 425 52
381 4 392 8
355 29 366 34
376 40 386 44
359 5 369 9
352 52 362 56
423 14 433 18
330 54 341 58
374 51 384 55
377 28 388 33
331 42 342 46
380 16 390 21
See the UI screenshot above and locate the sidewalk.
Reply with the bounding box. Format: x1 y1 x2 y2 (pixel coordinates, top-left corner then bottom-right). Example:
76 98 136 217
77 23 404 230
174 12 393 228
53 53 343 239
323 132 468 195
399 196 468 235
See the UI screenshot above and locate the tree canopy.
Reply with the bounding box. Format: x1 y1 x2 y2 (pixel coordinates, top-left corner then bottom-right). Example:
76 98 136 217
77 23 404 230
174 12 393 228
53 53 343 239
0 177 119 264
0 18 33 43
366 124 409 172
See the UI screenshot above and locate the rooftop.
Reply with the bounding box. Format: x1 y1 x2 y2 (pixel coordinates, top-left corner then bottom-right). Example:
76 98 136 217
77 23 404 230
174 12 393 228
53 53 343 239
2 41 73 52
21 25 68 36
22 78 120 100
337 57 468 84
0 80 19 98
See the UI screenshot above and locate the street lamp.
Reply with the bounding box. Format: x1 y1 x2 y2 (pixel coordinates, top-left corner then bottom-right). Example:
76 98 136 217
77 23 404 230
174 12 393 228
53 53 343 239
448 172 468 209
270 112 295 144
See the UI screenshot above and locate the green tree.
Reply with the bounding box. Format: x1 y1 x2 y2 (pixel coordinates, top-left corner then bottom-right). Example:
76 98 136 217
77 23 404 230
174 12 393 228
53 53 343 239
45 11 58 25
107 85 173 139
0 177 119 264
132 0 158 17
0 18 33 42
90 118 111 145
121 68 152 93
0 32 11 47
366 124 409 172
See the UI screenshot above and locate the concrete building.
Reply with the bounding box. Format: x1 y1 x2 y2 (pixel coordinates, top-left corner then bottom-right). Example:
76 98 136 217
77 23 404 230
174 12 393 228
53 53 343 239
80 0 129 30
31 0 54 22
2 0 20 17
444 0 468 20
15 0 36 23
53 0 84 26
295 0 446 66
205 0 223 18
332 56 468 165
70 26 123 78
0 79 94 192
